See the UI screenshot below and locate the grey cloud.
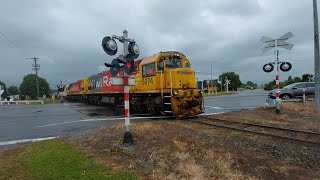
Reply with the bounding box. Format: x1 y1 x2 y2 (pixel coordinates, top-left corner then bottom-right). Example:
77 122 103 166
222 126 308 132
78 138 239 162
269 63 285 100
0 0 317 88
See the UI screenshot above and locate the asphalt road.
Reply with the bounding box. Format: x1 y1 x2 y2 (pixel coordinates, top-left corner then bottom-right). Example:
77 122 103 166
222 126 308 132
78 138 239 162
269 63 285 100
0 89 268 149
203 89 267 114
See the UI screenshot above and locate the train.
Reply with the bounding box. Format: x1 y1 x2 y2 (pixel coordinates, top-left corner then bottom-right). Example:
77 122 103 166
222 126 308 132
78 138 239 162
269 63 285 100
63 51 204 117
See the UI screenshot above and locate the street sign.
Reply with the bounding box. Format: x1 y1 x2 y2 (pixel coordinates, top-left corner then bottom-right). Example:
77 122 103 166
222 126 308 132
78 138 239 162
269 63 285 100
261 32 294 53
206 80 210 85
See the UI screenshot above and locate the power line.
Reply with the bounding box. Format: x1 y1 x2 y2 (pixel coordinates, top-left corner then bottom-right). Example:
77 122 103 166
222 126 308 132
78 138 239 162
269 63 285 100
0 31 17 48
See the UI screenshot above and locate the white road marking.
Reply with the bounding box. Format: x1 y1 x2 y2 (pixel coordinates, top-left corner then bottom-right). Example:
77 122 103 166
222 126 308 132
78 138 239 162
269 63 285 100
0 136 57 146
36 116 171 128
205 106 228 110
203 99 218 102
36 107 255 129
200 112 226 116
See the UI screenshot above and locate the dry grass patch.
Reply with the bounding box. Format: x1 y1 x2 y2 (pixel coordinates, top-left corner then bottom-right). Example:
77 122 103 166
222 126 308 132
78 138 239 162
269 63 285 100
131 122 163 133
280 102 316 113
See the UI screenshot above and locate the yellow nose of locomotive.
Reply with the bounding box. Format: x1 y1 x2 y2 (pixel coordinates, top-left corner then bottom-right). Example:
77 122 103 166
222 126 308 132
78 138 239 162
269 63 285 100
165 69 197 89
166 69 203 117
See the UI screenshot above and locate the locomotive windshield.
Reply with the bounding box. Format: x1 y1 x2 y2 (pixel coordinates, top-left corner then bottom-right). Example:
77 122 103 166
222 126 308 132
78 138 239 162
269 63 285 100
165 58 183 69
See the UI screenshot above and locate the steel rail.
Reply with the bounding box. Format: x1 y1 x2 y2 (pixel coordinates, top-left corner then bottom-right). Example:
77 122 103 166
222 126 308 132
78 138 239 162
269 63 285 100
190 117 320 145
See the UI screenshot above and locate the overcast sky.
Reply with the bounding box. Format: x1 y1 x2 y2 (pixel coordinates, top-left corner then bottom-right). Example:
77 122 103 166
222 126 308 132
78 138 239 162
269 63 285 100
0 0 317 88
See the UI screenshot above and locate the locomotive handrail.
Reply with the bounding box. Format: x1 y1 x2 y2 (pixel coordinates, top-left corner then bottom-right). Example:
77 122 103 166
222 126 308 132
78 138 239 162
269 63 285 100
160 70 163 98
170 69 173 96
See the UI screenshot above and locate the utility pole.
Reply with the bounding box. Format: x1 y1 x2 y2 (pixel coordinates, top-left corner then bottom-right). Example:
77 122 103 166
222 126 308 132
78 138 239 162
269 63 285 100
313 0 320 112
27 57 40 99
210 63 213 95
220 76 223 92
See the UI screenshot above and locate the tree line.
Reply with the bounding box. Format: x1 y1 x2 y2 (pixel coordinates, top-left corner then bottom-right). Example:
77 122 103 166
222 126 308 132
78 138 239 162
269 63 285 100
0 74 50 99
197 72 257 91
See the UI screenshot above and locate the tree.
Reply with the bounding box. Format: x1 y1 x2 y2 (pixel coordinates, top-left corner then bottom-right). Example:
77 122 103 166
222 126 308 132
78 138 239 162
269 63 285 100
293 76 302 83
302 74 313 82
286 76 293 85
263 80 275 91
245 81 257 89
7 85 19 95
0 81 8 98
219 72 241 91
19 74 50 99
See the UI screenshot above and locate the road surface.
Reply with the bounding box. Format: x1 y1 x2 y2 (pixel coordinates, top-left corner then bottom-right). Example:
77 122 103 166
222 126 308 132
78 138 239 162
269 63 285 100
0 89 268 148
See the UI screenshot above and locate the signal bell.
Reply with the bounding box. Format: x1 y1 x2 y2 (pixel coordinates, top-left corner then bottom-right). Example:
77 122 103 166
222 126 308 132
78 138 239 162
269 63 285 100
105 59 120 76
102 36 118 56
128 42 139 59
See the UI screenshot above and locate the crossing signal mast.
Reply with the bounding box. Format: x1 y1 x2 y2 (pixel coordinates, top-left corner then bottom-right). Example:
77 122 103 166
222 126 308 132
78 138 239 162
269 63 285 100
57 81 66 103
101 30 140 144
261 32 294 114
0 85 4 106
225 77 231 94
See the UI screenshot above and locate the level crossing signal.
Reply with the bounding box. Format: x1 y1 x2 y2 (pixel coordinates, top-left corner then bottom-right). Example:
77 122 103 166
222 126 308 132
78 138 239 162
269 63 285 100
262 61 292 73
102 35 140 76
57 85 65 92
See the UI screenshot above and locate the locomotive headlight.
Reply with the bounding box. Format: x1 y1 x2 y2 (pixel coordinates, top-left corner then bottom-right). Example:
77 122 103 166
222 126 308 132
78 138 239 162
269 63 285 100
173 90 178 96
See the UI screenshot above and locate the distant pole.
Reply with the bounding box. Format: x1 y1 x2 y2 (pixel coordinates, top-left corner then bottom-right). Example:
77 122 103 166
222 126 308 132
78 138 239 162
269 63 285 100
60 80 63 103
210 63 213 95
313 0 320 112
225 77 228 94
275 48 281 114
220 76 223 92
27 57 40 99
0 85 4 106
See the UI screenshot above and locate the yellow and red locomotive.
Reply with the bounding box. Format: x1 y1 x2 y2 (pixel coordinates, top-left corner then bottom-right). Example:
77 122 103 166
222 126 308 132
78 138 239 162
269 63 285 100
65 51 203 117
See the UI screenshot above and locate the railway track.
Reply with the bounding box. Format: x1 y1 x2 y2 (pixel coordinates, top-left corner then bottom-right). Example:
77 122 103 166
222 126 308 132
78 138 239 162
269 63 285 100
191 116 320 145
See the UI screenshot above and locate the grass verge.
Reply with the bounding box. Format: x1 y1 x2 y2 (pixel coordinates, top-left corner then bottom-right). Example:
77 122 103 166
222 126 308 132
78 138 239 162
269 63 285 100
0 139 137 180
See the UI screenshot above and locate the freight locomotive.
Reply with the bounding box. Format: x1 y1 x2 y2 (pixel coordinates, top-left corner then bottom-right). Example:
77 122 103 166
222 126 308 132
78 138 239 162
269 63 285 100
64 51 204 117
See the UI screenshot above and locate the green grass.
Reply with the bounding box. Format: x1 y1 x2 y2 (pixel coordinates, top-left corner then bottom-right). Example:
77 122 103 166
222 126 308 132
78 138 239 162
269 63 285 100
0 140 137 180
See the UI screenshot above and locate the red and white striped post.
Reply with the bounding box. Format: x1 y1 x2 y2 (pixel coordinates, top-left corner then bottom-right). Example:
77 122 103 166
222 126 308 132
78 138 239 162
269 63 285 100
275 48 281 114
122 30 133 144
123 76 133 143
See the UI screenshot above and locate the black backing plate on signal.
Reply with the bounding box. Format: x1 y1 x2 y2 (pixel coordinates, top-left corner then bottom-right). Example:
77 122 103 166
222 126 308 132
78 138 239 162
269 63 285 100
280 62 292 72
263 63 274 73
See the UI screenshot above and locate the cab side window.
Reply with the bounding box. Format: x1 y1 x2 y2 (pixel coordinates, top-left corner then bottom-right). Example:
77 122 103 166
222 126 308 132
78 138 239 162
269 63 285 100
185 63 190 68
142 63 155 77
158 61 164 72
